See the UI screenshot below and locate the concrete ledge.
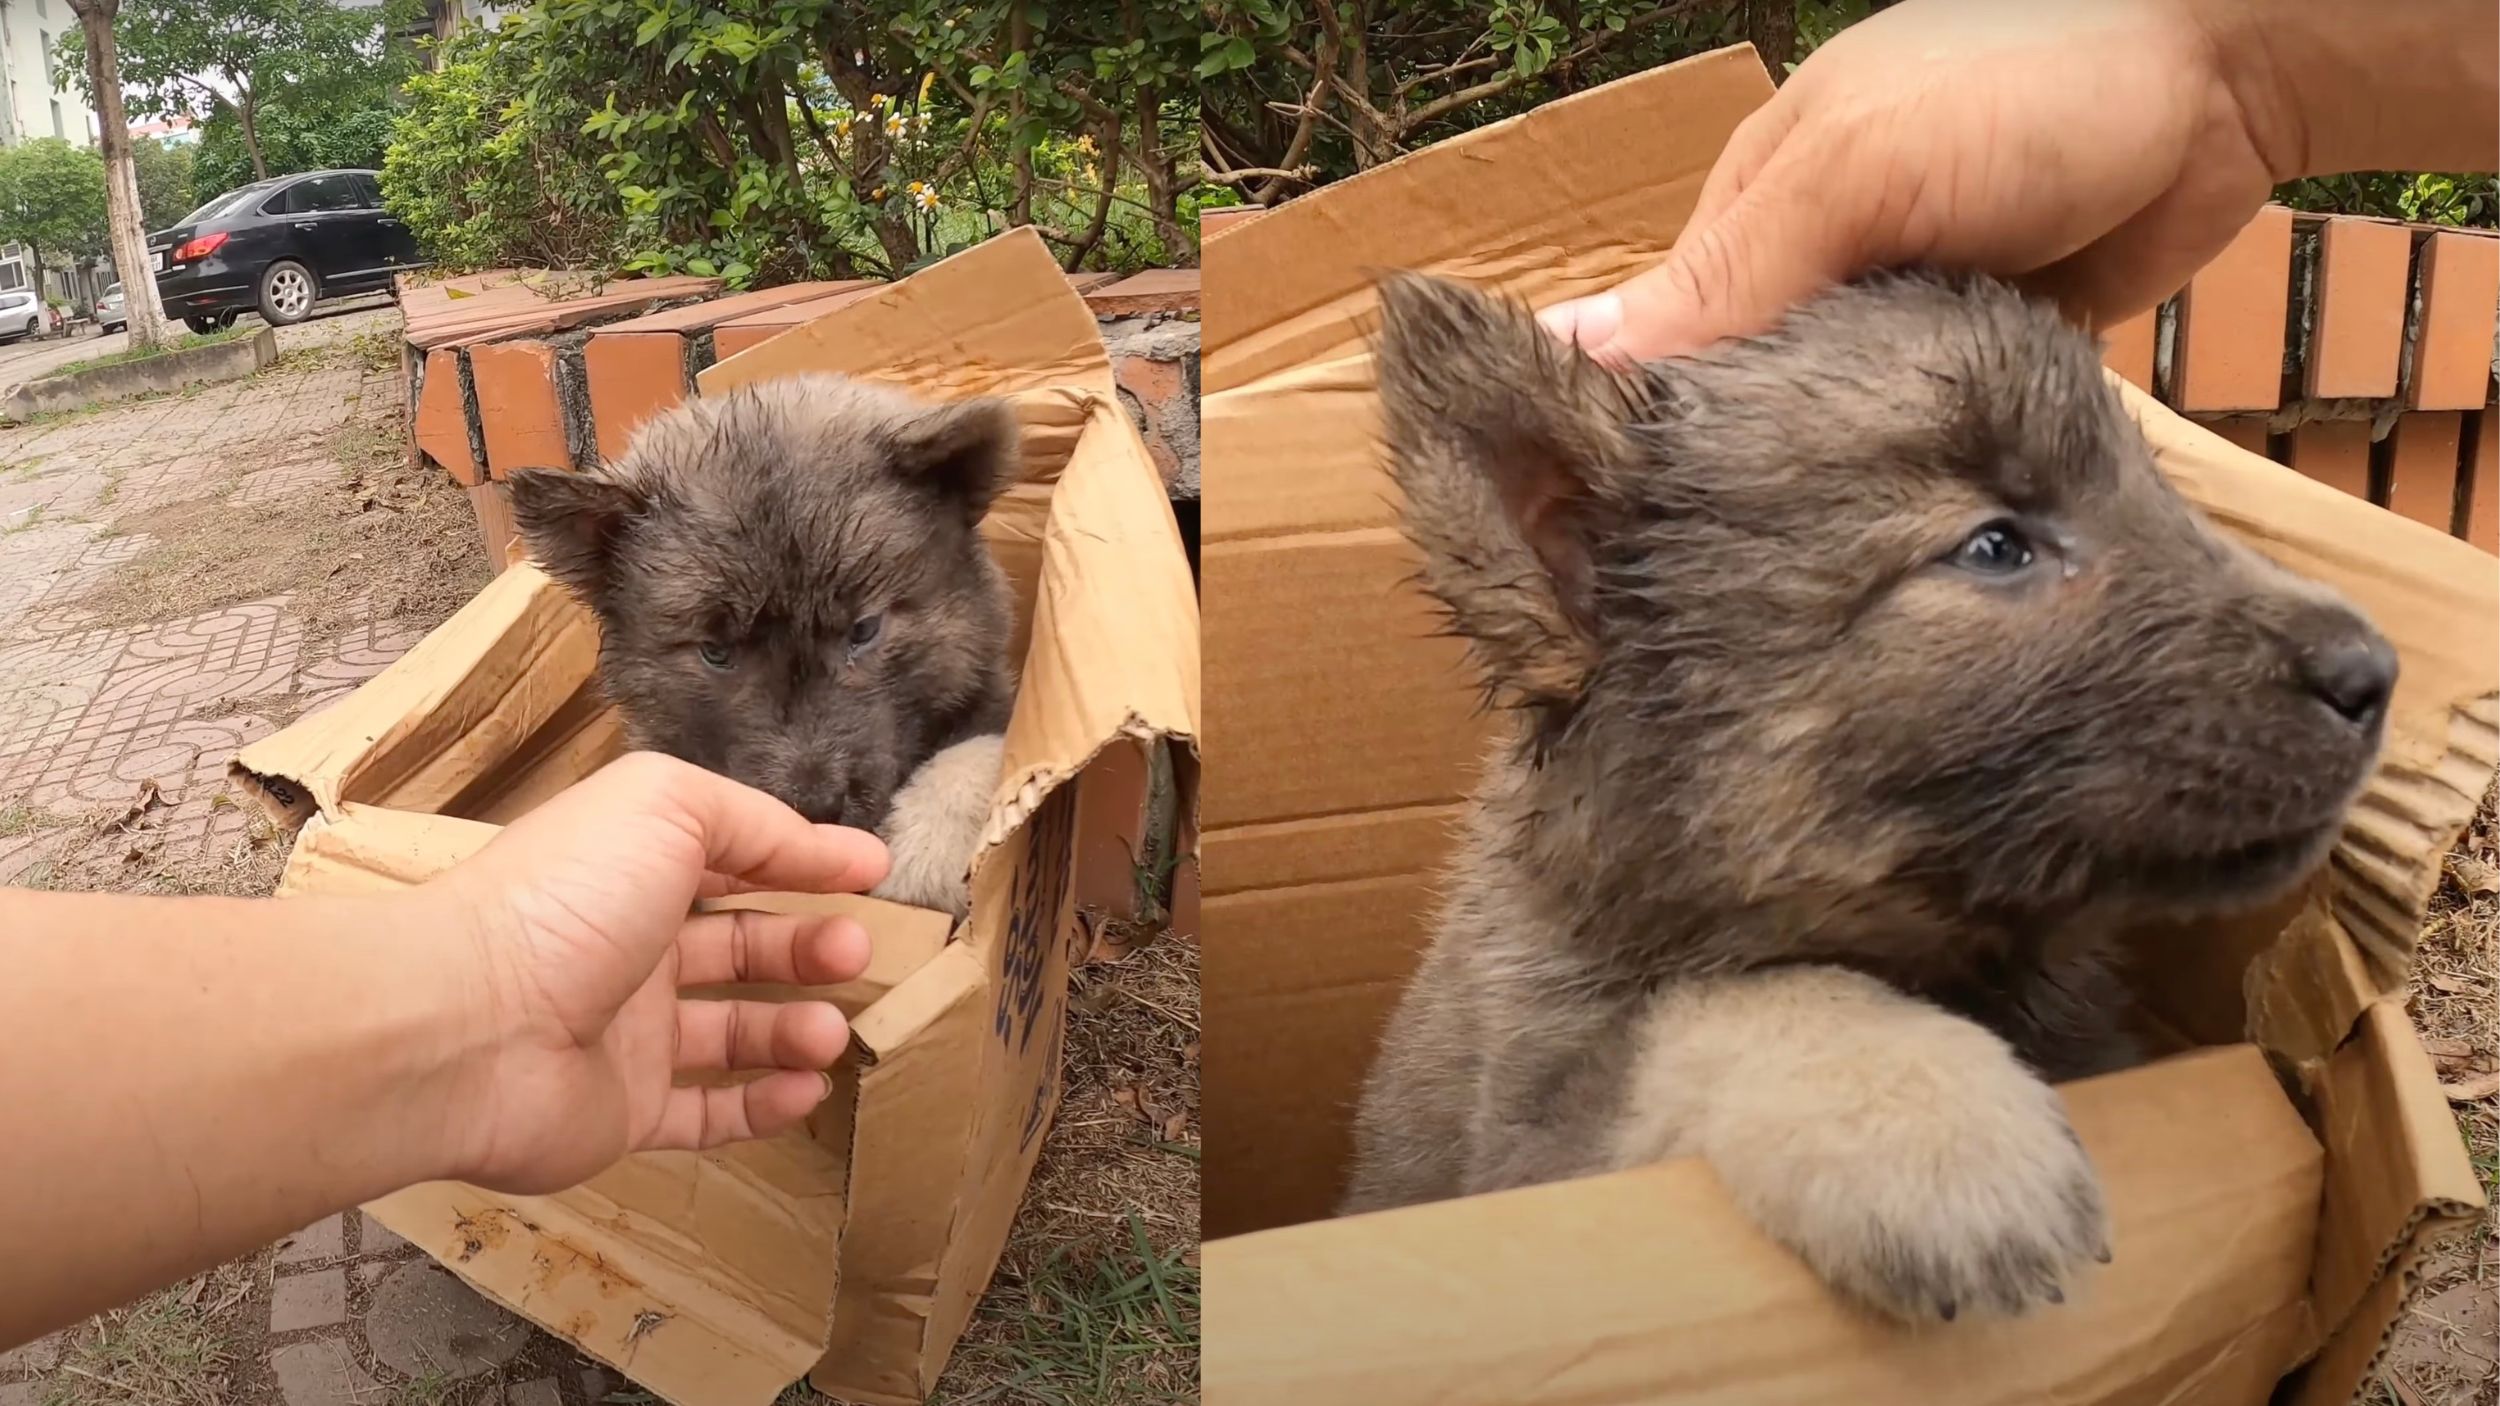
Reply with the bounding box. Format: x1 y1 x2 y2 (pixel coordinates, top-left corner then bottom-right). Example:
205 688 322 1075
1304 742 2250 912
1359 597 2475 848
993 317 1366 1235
0 327 279 423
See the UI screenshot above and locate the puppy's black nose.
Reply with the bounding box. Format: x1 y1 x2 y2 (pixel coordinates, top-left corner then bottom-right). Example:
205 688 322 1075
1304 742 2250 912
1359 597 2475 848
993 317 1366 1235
2297 628 2397 728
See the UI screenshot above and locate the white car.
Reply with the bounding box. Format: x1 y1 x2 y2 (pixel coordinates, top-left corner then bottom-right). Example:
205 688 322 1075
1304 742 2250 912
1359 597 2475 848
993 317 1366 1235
97 283 126 334
0 287 42 344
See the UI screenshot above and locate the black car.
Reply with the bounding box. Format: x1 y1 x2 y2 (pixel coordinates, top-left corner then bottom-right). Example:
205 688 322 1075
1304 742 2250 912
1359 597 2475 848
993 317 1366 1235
148 169 424 333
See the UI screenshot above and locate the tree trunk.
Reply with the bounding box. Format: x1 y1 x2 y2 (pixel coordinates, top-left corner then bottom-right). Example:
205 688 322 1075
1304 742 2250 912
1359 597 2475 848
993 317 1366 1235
1745 0 1798 81
237 88 268 181
68 0 172 351
1006 4 1034 228
1136 87 1187 266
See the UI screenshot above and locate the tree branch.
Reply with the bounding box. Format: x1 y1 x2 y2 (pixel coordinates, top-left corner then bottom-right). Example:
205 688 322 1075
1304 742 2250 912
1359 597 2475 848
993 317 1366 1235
1201 165 1316 187
1401 0 1717 131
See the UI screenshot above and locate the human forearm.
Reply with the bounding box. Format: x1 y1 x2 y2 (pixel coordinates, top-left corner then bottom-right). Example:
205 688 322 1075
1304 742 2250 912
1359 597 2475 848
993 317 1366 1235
0 888 482 1343
2202 0 2499 180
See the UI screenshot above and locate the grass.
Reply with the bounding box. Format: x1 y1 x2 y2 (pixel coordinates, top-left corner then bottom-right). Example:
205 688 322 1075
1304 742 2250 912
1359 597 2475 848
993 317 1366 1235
394 1367 460 1406
938 1222 1199 1406
41 1268 248 1406
0 802 73 837
4 503 46 535
932 931 1200 1405
45 327 252 381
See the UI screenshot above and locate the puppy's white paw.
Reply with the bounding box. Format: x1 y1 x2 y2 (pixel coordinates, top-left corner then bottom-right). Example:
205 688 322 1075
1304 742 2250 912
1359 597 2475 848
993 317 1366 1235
869 734 1006 919
1614 965 2110 1322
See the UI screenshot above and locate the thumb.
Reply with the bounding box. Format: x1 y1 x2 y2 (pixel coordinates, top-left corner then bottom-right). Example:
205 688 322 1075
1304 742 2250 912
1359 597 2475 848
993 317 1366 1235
1542 153 1871 364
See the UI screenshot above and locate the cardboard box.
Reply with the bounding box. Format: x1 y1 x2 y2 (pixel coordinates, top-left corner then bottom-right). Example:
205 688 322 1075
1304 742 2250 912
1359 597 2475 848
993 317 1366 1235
1199 45 2497 1406
232 229 1200 1406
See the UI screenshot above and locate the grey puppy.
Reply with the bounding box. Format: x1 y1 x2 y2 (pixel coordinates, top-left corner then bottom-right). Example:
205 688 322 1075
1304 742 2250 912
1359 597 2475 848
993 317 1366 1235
1343 271 2395 1323
508 373 1018 916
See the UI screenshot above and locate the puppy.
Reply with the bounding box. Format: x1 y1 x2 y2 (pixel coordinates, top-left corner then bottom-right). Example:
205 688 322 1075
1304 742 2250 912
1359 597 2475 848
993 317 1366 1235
509 373 1020 917
1343 271 2394 1323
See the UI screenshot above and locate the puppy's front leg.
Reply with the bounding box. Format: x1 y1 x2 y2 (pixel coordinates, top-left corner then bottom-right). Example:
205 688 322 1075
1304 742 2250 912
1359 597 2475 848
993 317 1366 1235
869 734 1006 918
1609 964 2109 1322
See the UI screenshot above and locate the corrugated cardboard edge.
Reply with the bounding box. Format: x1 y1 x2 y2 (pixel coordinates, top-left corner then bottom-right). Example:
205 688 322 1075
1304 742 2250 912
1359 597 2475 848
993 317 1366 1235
2283 1003 2485 1406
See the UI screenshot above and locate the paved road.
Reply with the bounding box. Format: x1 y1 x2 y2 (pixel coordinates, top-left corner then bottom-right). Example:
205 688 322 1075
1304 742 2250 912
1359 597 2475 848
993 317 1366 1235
0 297 398 395
0 326 129 390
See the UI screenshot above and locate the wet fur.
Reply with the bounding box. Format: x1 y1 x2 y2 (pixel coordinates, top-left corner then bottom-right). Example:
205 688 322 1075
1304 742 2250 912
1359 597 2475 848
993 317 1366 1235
508 374 1017 915
1344 271 2394 1322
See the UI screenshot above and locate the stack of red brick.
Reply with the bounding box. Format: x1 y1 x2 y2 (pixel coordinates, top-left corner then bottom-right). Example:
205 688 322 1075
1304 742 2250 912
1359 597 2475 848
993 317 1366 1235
2097 208 2498 554
396 263 1201 569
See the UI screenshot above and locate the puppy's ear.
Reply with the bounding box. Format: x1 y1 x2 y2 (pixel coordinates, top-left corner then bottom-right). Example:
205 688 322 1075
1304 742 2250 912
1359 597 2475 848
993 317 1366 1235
507 467 648 608
891 396 1020 525
1372 272 1651 708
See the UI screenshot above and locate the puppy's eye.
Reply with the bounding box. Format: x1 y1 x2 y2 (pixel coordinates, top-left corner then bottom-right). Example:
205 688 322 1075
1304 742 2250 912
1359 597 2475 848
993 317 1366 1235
1950 521 2036 576
848 613 885 650
697 640 734 671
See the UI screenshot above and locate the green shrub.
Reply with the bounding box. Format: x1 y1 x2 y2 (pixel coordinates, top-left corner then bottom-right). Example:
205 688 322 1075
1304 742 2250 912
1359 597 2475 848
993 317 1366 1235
379 0 1204 282
382 27 628 272
2275 172 2498 229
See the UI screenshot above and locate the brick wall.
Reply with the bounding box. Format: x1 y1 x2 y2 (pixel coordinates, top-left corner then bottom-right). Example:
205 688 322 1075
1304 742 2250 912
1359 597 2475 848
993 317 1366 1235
2095 208 2498 555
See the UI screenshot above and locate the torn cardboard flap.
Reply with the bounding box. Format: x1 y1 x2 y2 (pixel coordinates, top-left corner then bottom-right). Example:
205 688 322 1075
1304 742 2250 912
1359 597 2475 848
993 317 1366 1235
229 559 602 825
1202 41 2495 1406
702 226 1116 402
235 228 1199 1406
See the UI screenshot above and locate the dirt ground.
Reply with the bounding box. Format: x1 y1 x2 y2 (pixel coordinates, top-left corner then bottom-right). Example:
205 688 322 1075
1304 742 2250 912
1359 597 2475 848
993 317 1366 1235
2375 784 2500 1406
0 305 1196 1406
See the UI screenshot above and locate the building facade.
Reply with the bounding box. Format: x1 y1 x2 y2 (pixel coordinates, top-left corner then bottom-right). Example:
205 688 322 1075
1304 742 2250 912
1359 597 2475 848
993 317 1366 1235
0 0 98 148
0 0 106 309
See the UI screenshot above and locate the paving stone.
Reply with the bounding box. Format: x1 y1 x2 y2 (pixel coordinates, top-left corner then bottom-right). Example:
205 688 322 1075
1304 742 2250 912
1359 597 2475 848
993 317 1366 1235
0 1332 59 1373
366 1263 530 1379
270 1338 377 1406
579 1366 617 1401
270 1268 349 1332
357 1261 392 1286
358 1209 410 1255
275 1214 344 1265
507 1379 561 1406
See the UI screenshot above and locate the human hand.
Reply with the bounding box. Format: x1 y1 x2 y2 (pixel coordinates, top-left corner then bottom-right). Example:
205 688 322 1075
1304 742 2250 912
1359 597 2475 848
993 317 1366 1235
414 751 890 1194
1539 0 2288 364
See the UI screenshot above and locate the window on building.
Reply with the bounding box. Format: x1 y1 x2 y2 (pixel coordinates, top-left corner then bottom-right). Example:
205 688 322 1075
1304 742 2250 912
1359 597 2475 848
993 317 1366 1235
35 0 47 18
0 263 24 293
50 101 63 140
